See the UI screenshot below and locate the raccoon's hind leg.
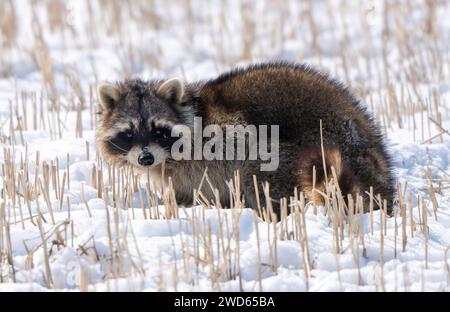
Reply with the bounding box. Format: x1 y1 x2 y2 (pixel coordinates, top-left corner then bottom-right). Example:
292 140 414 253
294 145 363 209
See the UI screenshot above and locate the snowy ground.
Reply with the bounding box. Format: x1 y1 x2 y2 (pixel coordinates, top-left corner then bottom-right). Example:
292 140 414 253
0 0 449 291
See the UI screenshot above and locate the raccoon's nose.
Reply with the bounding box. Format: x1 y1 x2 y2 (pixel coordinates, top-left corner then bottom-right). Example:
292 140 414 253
138 152 154 166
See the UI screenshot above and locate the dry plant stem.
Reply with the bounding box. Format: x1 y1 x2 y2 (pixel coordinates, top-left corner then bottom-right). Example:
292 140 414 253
36 215 53 288
252 211 263 292
397 182 407 252
422 198 429 270
103 187 114 278
394 203 398 258
252 175 263 218
39 178 55 224
426 167 439 221
379 195 385 291
80 183 92 217
59 172 66 211
0 199 16 282
299 193 311 278
408 192 414 238
86 141 90 161
370 186 374 236
319 119 328 182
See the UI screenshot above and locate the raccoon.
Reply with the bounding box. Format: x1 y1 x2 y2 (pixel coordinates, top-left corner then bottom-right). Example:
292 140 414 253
96 62 395 216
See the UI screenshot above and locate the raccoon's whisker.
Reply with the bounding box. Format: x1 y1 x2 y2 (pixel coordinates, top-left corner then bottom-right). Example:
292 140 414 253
107 140 129 154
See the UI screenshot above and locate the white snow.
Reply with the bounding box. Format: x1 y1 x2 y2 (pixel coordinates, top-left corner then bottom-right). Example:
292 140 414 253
0 0 449 291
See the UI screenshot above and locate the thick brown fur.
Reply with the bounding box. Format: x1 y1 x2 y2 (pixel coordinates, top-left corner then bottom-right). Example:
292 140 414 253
96 62 395 216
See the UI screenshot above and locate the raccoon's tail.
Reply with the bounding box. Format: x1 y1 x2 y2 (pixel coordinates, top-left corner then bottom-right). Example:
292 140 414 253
295 145 361 206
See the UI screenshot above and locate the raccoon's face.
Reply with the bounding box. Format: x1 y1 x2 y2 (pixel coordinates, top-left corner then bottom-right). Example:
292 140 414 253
96 78 190 170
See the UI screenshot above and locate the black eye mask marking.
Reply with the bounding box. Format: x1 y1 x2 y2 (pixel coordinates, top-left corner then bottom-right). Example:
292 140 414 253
119 131 134 141
107 130 134 155
152 127 178 149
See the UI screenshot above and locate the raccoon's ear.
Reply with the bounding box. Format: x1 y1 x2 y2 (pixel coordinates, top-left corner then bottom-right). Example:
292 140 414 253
97 83 121 111
157 78 184 103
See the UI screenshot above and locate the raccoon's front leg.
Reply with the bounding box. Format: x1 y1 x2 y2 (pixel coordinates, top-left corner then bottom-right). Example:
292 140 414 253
167 160 233 208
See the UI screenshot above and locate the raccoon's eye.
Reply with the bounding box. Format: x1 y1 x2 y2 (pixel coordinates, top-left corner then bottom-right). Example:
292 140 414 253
153 128 170 140
119 131 134 141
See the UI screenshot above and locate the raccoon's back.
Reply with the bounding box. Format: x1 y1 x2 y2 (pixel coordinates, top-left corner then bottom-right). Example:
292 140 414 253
198 62 395 211
200 62 379 149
